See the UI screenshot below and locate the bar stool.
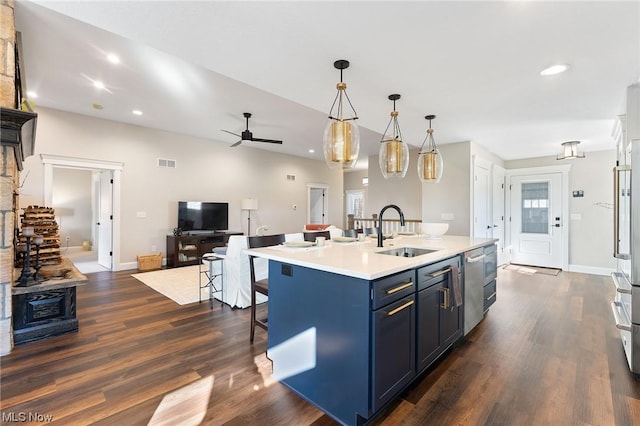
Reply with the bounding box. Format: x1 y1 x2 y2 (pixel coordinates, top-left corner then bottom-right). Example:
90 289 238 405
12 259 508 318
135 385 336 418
199 253 224 309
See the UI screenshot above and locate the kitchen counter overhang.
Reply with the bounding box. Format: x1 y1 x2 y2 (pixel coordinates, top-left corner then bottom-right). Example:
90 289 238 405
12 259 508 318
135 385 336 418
245 234 497 280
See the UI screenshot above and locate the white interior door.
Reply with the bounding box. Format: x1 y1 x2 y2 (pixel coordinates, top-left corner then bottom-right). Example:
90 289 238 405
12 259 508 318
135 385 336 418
473 159 491 238
345 189 365 227
510 173 563 268
97 170 113 269
492 165 506 264
307 184 329 225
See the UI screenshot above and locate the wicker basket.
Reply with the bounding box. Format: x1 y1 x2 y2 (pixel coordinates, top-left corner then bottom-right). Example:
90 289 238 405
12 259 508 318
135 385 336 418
137 253 162 271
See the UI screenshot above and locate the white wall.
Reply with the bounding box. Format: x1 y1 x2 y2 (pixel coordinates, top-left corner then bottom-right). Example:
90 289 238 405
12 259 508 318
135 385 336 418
505 150 616 273
421 141 472 236
366 148 422 221
52 167 92 246
20 107 343 269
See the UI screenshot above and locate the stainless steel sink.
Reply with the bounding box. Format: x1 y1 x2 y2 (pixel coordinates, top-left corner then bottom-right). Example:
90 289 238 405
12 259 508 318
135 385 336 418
377 247 439 258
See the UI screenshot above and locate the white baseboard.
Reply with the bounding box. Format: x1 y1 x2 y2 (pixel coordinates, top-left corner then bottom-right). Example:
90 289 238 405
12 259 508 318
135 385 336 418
118 258 166 272
567 264 615 276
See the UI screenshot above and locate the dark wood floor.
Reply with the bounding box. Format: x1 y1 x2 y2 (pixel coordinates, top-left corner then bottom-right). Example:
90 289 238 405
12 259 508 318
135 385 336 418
2 267 640 425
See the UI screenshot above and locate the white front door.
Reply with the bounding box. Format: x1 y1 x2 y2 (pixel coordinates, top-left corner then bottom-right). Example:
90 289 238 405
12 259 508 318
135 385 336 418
510 173 563 268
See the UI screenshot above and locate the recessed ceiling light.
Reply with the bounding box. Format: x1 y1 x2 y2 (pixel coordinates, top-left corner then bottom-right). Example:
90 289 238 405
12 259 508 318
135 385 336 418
107 53 120 64
93 80 105 90
132 110 143 116
26 91 38 98
308 149 315 153
540 64 569 76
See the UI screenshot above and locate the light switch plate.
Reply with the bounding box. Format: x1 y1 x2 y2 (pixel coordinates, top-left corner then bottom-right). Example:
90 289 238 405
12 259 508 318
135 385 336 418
441 213 454 221
570 213 582 221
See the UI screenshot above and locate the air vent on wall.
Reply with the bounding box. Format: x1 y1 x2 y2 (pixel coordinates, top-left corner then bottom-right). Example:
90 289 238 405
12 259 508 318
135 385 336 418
158 158 176 168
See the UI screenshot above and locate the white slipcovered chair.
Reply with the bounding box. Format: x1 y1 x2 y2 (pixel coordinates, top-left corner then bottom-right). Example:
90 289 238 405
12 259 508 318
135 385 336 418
205 233 304 308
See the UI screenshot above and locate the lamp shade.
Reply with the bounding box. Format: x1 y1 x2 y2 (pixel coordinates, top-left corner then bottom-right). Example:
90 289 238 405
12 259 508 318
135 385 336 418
323 118 360 169
378 94 409 179
241 198 258 211
417 115 443 184
323 60 360 170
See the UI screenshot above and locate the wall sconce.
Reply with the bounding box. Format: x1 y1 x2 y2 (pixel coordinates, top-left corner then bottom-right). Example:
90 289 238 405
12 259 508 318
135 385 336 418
323 60 360 169
556 140 585 160
378 94 409 179
417 115 443 183
241 198 258 235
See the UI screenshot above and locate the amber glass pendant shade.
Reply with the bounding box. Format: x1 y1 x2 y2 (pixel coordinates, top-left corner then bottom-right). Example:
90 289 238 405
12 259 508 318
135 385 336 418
323 60 360 169
379 138 409 178
417 115 443 183
378 94 409 179
418 148 443 183
323 118 360 169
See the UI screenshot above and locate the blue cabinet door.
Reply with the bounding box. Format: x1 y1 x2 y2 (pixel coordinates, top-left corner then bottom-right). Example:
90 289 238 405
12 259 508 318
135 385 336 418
371 293 416 411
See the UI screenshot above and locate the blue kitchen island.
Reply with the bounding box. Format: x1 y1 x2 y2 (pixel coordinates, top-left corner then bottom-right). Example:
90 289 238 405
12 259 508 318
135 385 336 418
246 235 497 425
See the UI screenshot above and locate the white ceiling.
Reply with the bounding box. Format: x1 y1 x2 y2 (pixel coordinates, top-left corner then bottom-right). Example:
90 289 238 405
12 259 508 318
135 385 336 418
15 1 640 170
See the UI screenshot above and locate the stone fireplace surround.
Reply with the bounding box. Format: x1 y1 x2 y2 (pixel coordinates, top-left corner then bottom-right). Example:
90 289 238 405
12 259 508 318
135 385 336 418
1 0 38 355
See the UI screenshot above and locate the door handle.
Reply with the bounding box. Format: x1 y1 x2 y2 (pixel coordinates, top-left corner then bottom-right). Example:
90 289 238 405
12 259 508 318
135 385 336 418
554 224 560 227
439 287 450 309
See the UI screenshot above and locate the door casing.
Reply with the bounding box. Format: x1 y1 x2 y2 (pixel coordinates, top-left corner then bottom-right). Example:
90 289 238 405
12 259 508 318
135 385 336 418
506 165 570 270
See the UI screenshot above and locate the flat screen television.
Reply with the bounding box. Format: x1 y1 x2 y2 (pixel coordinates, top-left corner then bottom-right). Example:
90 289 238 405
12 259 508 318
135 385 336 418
178 201 228 233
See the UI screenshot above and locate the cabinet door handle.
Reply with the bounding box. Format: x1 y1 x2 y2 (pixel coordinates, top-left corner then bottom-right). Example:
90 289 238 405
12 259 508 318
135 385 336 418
466 254 486 263
386 281 413 294
387 300 414 316
485 292 497 301
430 268 452 278
439 287 450 309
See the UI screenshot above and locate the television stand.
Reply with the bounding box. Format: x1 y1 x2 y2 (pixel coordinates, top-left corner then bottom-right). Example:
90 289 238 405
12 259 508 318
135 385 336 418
166 232 243 268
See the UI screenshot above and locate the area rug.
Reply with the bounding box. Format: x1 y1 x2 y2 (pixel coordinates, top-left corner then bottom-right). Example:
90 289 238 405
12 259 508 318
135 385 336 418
502 264 561 276
132 265 212 305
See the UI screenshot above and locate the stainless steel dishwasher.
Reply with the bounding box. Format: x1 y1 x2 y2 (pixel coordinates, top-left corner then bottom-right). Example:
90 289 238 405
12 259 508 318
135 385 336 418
463 247 486 334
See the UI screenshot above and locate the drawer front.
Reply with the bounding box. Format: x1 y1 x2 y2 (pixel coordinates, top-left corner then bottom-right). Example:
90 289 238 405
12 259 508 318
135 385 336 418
484 245 497 283
417 256 461 291
483 279 497 311
372 270 415 310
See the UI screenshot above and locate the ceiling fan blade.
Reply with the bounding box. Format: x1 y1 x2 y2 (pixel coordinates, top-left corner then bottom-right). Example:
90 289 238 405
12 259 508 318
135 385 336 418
221 129 241 137
230 140 242 147
250 137 283 144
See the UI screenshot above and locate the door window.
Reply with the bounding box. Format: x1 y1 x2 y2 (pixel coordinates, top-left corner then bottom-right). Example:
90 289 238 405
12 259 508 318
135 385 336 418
521 182 549 234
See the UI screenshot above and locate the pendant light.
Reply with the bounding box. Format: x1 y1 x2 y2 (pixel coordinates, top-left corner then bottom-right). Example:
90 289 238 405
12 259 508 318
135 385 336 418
378 94 409 179
556 140 585 160
417 115 443 183
323 60 360 169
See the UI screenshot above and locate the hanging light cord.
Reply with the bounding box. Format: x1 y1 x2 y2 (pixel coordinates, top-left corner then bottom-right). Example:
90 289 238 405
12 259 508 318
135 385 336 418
327 67 359 121
418 117 437 153
381 98 403 142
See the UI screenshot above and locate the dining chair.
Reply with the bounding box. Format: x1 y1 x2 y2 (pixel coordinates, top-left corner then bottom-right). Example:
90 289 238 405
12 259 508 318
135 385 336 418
303 230 331 242
342 229 358 238
248 233 286 343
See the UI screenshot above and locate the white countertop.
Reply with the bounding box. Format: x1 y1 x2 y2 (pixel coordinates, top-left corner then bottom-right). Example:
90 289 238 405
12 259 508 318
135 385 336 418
245 234 497 280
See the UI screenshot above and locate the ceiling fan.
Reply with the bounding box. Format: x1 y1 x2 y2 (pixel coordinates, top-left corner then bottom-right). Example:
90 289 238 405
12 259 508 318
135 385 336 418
221 112 283 147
